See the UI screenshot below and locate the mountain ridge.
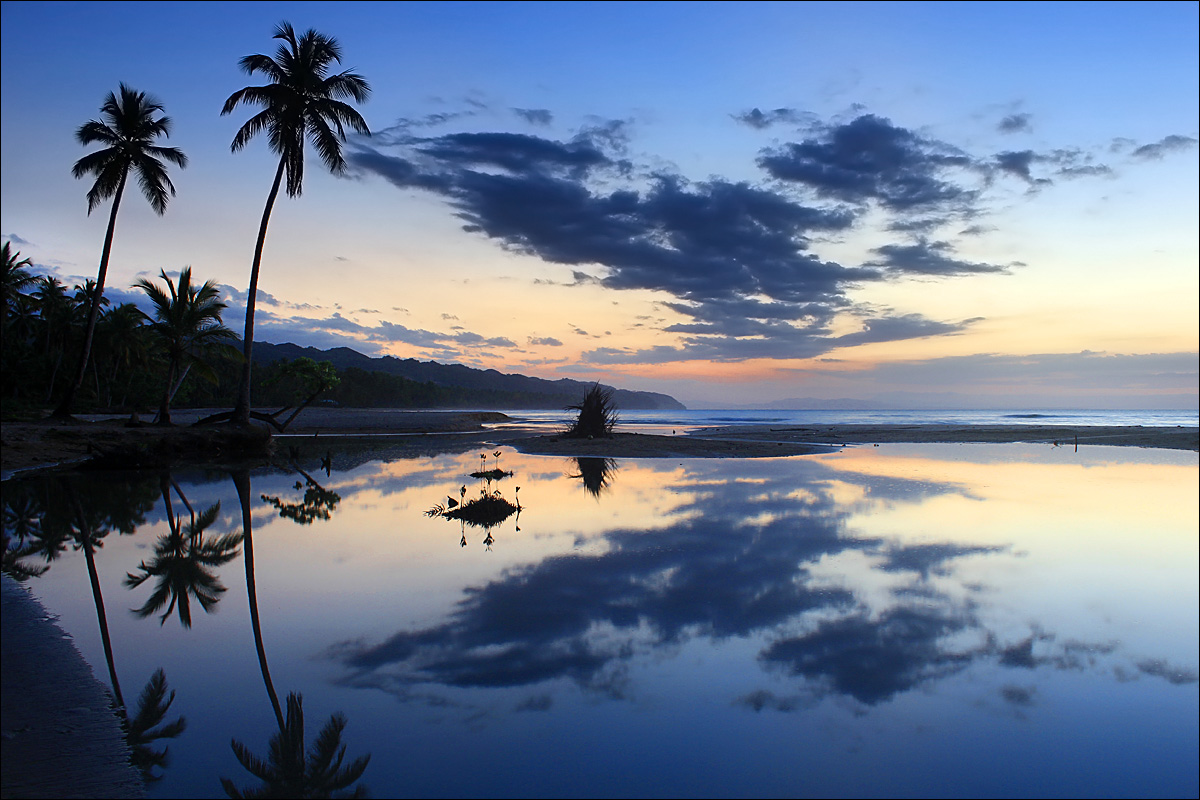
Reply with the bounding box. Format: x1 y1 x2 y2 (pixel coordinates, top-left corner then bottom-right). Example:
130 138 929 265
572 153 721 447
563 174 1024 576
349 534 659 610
252 342 686 410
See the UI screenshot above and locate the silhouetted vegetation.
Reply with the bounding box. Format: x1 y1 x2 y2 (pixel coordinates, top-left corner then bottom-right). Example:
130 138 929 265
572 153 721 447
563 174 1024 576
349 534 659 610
569 457 619 498
222 692 370 799
54 84 187 418
564 382 619 438
218 22 370 427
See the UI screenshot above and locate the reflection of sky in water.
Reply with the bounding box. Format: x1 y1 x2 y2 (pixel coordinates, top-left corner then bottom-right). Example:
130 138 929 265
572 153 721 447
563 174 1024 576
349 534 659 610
4 444 1196 798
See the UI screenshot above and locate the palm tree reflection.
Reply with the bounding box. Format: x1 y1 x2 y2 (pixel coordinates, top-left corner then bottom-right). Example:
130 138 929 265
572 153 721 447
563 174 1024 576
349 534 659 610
124 475 243 628
221 692 370 799
64 479 187 783
226 469 370 797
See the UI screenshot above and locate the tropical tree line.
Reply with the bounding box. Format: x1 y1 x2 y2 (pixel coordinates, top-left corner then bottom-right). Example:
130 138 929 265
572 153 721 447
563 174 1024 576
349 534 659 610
5 21 371 427
2 249 240 423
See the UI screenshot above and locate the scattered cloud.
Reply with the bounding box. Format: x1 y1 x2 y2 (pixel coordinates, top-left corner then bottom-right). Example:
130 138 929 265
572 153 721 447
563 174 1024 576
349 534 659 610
732 107 809 130
997 113 1032 134
866 238 1011 276
513 107 553 126
1131 134 1198 160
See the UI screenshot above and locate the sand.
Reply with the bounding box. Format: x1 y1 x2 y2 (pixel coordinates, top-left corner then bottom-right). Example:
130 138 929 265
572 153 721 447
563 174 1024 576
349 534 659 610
2 407 1195 477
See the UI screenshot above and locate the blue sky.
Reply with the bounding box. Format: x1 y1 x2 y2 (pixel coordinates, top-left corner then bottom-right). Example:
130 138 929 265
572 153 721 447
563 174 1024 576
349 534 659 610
2 1 1196 408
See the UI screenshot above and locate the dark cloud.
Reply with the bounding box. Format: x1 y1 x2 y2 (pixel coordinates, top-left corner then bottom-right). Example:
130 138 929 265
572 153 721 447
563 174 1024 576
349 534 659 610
993 148 1111 184
349 108 1172 364
528 336 563 346
1131 134 1198 159
732 107 808 130
513 108 553 126
998 113 1032 134
756 114 978 212
867 238 1011 276
994 150 1039 182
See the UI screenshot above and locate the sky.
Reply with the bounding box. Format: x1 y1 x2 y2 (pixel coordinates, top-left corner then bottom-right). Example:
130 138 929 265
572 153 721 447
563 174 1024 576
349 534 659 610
2 0 1197 409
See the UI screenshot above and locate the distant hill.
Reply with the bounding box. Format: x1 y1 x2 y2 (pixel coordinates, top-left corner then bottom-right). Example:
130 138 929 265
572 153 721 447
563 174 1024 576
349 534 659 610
252 342 686 410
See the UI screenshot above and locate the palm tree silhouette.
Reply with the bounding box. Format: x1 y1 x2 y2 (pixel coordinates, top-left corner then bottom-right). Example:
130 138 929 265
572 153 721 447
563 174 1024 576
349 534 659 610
134 268 240 424
221 692 370 799
217 22 369 427
64 480 187 782
1 241 36 348
226 471 370 797
54 84 187 418
124 667 188 783
33 276 74 402
232 470 285 729
124 476 243 628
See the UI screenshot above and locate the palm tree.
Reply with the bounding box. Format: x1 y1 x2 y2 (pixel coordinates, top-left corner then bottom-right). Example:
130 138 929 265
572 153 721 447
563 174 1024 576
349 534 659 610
219 22 370 426
134 268 239 424
94 302 152 408
33 276 74 402
1 241 36 342
222 692 370 799
54 84 187 419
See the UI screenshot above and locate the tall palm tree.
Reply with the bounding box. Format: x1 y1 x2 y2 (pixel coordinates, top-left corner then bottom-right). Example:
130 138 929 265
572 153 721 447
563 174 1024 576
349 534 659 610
134 267 239 424
219 22 370 426
1 241 36 343
54 84 187 419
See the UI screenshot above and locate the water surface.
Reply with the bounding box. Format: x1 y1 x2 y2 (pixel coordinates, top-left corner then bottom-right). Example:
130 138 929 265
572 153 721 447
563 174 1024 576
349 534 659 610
3 443 1196 797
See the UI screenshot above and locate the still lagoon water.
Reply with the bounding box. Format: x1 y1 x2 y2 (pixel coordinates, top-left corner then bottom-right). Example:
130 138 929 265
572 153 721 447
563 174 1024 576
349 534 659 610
3 441 1197 797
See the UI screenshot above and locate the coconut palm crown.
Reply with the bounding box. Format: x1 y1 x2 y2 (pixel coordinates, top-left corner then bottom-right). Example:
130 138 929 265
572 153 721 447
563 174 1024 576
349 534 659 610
219 22 370 425
54 84 187 418
134 268 239 425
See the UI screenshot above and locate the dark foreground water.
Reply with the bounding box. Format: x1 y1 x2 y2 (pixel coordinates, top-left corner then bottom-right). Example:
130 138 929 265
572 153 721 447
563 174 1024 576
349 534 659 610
3 443 1197 798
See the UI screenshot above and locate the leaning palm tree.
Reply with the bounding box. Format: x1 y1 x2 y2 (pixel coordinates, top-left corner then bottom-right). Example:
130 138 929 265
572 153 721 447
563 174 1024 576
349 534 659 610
217 22 370 426
134 267 240 424
54 84 187 419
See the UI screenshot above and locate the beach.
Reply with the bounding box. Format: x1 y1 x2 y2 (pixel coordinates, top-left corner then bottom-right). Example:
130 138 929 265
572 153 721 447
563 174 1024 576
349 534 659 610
2 407 1196 476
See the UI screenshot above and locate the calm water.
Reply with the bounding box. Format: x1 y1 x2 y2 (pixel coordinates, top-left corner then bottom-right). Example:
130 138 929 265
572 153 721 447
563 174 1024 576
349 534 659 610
3 442 1197 798
494 407 1200 435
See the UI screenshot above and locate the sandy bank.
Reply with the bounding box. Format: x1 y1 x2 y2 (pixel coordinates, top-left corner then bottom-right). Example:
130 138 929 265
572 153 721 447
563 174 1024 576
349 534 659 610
3 409 1196 476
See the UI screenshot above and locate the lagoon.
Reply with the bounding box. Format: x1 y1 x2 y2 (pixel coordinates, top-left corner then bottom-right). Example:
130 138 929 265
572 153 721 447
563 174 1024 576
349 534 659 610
3 442 1197 798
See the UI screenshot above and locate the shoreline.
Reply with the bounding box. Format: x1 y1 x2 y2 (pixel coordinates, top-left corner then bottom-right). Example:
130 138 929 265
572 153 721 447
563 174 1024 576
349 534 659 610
2 408 1196 477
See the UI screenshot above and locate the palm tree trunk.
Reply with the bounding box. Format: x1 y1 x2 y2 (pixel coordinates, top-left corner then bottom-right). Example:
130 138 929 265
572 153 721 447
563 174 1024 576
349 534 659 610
232 470 285 730
232 156 287 426
68 486 126 710
54 171 127 419
158 358 178 425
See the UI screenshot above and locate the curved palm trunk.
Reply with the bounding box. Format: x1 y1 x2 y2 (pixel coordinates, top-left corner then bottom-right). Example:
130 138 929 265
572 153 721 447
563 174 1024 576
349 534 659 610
54 171 127 419
232 157 287 426
232 470 285 730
